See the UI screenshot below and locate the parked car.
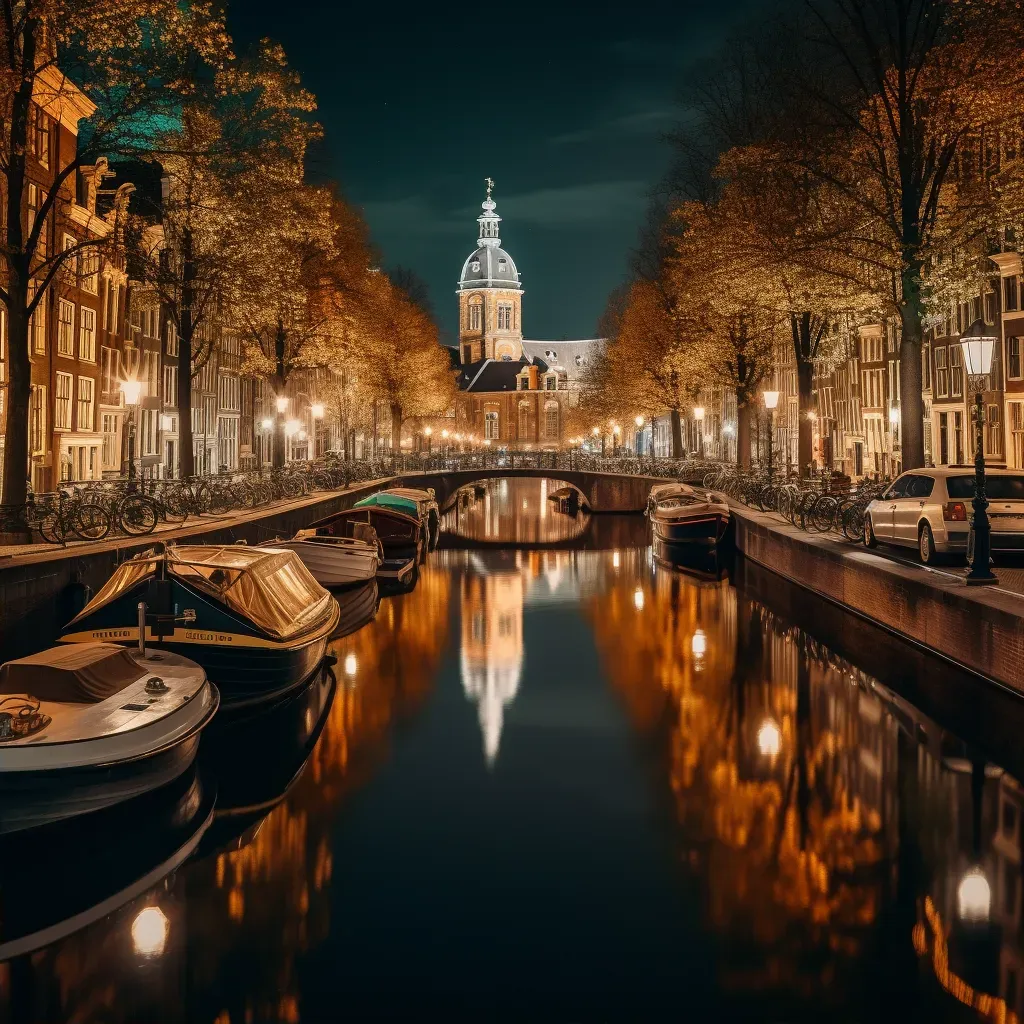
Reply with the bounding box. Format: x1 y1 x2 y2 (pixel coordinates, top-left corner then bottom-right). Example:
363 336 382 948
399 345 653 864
863 467 1024 564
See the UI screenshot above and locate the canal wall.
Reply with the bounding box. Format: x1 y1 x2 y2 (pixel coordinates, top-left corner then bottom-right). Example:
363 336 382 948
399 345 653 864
731 506 1024 695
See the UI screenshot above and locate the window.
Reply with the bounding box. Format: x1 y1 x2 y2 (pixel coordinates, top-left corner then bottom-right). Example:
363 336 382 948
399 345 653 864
862 368 884 408
81 251 99 295
55 372 73 430
1006 275 1019 312
484 408 499 440
166 321 178 356
498 258 507 274
29 385 46 454
986 403 1003 457
517 374 529 391
470 260 480 272
32 108 49 167
950 344 963 397
164 365 177 406
518 401 529 439
922 344 931 392
218 373 240 412
1010 338 1023 380
218 416 238 470
862 334 883 362
985 290 996 325
545 375 557 391
57 300 75 356
100 346 118 396
938 411 949 464
544 402 559 439
79 307 96 361
497 304 512 330
469 303 482 331
953 410 965 463
935 347 948 398
77 377 95 432
28 290 47 354
141 408 158 455
62 234 78 280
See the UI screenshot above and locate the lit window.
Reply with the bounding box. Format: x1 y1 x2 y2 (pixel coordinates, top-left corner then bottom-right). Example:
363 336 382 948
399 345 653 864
498 304 511 330
485 409 499 439
79 307 96 361
55 371 73 430
469 303 482 331
470 260 480 273
57 299 75 356
77 377 95 432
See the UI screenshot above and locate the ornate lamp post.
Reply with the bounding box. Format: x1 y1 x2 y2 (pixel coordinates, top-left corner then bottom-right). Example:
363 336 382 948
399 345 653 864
424 425 433 456
959 319 998 585
693 405 705 459
763 390 780 481
634 415 644 457
120 379 143 491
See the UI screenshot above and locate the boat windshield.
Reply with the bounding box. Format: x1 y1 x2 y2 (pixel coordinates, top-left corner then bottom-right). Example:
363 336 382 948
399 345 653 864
69 557 160 622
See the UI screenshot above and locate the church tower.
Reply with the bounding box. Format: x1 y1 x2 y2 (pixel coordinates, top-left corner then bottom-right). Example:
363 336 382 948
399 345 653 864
457 180 523 366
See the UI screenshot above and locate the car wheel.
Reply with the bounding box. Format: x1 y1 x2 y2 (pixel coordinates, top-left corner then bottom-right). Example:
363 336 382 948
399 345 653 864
863 513 878 548
919 522 937 564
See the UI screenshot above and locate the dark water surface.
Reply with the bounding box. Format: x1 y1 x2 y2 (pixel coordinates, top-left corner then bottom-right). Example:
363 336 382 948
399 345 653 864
1 478 1021 1023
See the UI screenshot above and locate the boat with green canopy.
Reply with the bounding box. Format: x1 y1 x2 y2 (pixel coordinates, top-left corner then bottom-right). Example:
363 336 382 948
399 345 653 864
354 492 419 517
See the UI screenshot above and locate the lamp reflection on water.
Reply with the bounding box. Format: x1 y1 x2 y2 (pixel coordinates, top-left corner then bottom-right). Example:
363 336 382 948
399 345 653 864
757 718 782 760
344 653 358 677
691 629 707 658
957 867 991 923
633 586 645 611
131 905 169 958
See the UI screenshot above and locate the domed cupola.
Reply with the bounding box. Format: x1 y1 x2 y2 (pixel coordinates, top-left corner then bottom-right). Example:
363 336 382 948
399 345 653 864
458 180 521 292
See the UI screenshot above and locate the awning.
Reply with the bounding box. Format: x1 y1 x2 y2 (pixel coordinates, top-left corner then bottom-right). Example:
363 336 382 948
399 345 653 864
354 493 420 517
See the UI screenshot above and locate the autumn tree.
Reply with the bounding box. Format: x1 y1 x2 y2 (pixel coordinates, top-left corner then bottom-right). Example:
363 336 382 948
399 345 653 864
128 39 323 477
347 271 456 458
0 0 231 504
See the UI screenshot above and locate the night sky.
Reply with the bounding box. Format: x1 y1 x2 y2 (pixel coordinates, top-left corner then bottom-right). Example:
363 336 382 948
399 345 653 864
229 1 758 345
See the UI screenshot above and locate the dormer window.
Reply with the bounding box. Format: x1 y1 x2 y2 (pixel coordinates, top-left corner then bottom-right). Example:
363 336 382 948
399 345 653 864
545 375 557 391
518 375 529 390
545 349 557 360
470 260 480 273
498 258 507 273
575 354 584 367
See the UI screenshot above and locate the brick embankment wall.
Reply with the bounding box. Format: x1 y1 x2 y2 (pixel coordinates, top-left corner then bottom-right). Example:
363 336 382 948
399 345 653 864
732 507 1024 695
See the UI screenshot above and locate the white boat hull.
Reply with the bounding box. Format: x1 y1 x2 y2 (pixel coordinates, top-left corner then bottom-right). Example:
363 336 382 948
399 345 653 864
274 538 380 588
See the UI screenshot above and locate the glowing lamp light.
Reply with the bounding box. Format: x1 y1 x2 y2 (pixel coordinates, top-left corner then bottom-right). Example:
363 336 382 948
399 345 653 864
693 406 705 422
260 418 273 430
723 423 735 437
763 390 781 411
285 419 300 437
889 407 900 426
132 906 169 958
635 415 645 428
592 427 600 436
442 429 449 439
455 433 462 441
424 426 433 437
807 410 818 422
298 429 307 441
960 319 997 377
957 867 992 923
757 718 782 759
484 439 491 446
344 653 357 677
275 396 289 413
691 629 707 657
633 586 645 611
612 425 622 436
120 380 143 406
160 414 173 431
612 551 620 568
310 403 325 420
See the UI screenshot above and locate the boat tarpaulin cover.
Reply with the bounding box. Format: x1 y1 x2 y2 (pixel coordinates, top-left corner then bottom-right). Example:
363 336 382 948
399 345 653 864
0 644 142 703
69 545 334 642
354 492 419 516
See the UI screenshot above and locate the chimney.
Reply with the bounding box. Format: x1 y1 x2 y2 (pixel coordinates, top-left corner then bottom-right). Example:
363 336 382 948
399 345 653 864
527 365 538 390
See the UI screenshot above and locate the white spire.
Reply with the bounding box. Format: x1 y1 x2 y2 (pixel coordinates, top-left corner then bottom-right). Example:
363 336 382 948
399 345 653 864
477 177 501 248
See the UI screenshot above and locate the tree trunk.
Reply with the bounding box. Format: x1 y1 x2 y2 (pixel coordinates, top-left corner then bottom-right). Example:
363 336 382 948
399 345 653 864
390 403 402 463
899 264 926 470
669 408 683 459
797 358 814 476
4 290 31 506
737 398 752 471
177 231 197 479
1 20 38 507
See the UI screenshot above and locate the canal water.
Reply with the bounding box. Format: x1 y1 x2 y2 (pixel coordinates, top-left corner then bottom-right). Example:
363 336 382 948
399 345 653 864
1 477 1021 1023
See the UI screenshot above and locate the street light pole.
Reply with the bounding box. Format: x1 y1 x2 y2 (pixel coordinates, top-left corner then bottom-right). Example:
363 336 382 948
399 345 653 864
120 380 143 493
960 319 998 585
693 406 705 459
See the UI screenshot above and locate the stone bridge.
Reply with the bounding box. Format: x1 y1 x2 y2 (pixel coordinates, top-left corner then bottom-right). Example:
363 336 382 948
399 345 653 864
395 468 673 513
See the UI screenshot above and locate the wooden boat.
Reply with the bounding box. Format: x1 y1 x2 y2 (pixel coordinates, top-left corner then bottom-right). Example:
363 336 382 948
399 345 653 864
646 482 695 515
0 765 214 960
355 487 440 545
270 521 382 588
309 505 423 575
60 544 340 710
648 488 730 545
653 537 729 582
0 643 218 834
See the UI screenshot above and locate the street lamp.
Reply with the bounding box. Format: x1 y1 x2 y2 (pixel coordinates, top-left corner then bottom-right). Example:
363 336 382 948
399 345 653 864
275 396 289 414
634 415 645 457
424 425 432 455
959 319 998 585
260 417 272 430
693 406 705 459
310 403 324 420
763 390 780 481
120 379 143 491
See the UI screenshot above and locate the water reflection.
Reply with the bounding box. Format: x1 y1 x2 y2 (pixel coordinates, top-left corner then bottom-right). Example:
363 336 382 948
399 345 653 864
4 479 1024 1022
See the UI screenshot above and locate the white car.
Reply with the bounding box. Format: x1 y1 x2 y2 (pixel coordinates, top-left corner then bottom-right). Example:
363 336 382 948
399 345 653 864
863 467 1024 564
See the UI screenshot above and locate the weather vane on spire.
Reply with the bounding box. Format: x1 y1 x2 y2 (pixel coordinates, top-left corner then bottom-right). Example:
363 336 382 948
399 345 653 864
485 177 494 199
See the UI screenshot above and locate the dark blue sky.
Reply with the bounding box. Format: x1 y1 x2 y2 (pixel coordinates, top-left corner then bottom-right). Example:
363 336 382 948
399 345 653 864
230 1 758 344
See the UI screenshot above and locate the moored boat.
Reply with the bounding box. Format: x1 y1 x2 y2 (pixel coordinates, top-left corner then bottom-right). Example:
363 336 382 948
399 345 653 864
309 505 424 566
0 642 218 834
355 487 440 545
645 481 695 515
648 488 730 545
270 522 382 589
331 578 380 639
60 544 340 709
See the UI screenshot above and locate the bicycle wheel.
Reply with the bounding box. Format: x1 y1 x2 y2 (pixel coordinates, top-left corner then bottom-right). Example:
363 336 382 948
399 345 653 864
71 502 112 540
841 503 865 541
40 512 68 545
118 496 157 536
811 495 839 533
